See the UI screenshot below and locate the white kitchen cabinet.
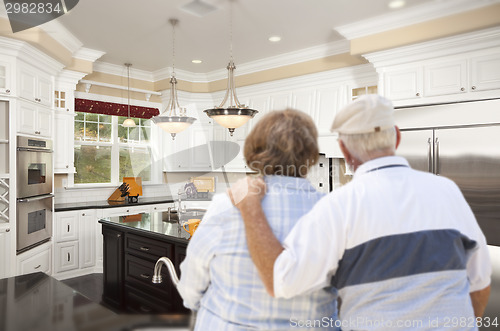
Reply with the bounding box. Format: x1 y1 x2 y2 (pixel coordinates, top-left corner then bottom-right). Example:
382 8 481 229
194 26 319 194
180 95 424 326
17 100 52 137
79 210 96 269
383 66 423 101
470 51 500 92
18 64 53 107
101 205 151 218
54 241 79 273
0 228 11 279
424 60 467 97
314 86 343 134
17 242 52 275
0 60 13 96
163 121 213 172
54 111 75 173
53 209 97 276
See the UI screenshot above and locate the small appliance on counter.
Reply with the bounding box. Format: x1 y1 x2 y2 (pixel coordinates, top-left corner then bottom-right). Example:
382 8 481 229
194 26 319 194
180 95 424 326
184 177 215 200
108 177 143 203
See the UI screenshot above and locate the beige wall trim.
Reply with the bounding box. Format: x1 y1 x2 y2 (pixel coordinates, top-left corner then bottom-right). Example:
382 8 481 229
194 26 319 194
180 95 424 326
153 53 368 94
350 3 500 55
75 83 162 104
82 71 155 91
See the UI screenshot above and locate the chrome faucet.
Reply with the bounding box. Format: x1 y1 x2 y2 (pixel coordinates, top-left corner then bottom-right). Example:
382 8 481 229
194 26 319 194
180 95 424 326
152 257 179 286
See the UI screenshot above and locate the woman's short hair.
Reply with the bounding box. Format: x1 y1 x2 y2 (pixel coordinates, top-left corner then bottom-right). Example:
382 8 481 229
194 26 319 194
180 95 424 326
339 127 396 162
244 108 319 177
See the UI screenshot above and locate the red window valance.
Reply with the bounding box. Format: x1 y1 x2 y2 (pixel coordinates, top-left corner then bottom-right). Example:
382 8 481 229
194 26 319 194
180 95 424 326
75 98 160 119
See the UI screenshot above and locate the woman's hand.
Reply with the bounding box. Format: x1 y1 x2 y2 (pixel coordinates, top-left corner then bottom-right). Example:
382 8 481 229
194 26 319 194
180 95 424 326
227 176 266 211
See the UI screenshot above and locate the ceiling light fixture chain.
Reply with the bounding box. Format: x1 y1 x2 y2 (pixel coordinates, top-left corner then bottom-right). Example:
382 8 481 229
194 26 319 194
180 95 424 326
122 63 136 127
152 18 196 139
203 0 258 136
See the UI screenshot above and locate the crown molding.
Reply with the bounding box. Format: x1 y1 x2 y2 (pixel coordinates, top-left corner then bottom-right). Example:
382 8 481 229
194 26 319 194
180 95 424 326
56 70 88 89
0 36 64 74
204 40 351 82
335 0 500 40
364 26 500 68
153 67 209 83
39 19 83 53
93 61 155 82
73 47 106 62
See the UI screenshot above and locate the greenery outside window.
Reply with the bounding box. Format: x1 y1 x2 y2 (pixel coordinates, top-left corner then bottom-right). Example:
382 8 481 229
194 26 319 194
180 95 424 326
74 112 153 185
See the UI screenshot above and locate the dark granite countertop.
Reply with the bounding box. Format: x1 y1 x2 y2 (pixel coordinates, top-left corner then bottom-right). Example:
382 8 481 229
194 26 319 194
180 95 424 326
98 211 206 242
0 272 190 331
55 195 213 212
54 196 176 212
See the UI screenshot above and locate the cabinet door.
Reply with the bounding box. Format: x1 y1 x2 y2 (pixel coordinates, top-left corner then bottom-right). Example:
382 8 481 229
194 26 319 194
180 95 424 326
102 226 124 309
470 52 500 92
315 86 341 134
384 67 423 101
79 210 96 269
18 66 37 102
37 74 53 107
36 107 52 137
424 60 467 96
17 101 37 135
0 229 11 279
189 122 212 171
54 112 74 173
0 61 13 95
55 211 79 242
54 241 79 273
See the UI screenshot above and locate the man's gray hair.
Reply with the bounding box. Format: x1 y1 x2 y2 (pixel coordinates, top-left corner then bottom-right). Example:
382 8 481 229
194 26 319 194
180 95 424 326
339 127 397 163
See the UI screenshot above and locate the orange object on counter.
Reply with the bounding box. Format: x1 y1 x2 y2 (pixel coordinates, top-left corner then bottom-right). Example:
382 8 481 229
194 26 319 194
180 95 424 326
182 219 201 238
123 177 143 197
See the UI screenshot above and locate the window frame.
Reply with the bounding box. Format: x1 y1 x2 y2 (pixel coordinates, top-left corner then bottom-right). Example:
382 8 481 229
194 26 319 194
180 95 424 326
72 113 160 188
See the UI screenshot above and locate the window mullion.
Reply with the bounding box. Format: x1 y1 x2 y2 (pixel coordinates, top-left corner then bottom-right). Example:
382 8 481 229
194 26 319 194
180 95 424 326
111 116 120 184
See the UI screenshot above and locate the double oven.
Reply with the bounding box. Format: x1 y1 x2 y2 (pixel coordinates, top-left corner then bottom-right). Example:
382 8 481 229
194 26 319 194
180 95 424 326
16 136 53 253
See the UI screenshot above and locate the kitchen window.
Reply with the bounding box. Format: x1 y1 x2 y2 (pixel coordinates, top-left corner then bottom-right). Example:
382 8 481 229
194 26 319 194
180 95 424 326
74 112 153 185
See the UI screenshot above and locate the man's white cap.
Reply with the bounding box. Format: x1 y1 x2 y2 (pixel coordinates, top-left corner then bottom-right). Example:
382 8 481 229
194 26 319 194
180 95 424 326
331 94 395 134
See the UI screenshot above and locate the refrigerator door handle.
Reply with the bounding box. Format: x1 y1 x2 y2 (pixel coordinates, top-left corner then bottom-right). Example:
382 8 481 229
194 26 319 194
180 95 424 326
434 137 440 175
427 138 433 173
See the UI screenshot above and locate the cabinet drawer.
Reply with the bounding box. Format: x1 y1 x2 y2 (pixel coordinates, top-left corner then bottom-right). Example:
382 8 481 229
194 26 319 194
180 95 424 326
126 233 174 259
54 241 79 273
124 254 173 298
124 284 174 314
17 245 51 275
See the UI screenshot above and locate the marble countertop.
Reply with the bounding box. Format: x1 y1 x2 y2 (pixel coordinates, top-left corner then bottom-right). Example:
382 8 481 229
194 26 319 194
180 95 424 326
0 272 190 331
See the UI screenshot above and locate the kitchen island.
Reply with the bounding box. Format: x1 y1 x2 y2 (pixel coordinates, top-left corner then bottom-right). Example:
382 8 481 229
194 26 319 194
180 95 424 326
99 211 202 314
0 272 190 331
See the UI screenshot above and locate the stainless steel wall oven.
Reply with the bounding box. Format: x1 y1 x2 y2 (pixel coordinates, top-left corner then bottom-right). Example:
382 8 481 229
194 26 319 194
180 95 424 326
16 136 53 253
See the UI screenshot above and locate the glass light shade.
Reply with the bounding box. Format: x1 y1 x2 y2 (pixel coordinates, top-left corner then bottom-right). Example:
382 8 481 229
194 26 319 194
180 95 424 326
152 115 196 139
122 118 136 127
204 107 257 135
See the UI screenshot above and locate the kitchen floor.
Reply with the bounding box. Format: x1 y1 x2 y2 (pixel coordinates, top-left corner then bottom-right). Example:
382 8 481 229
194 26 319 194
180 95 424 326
62 273 103 304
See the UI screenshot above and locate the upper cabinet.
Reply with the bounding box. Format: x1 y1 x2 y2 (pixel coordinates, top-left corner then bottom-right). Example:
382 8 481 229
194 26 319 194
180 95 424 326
366 28 500 106
18 63 53 107
0 60 13 96
17 100 53 138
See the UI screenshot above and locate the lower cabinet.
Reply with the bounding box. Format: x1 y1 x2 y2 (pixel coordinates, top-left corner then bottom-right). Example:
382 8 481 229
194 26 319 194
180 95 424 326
17 242 52 275
101 222 188 313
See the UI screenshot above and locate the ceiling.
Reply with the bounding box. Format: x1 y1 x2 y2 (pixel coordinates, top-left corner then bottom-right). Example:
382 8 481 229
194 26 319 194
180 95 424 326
55 0 440 74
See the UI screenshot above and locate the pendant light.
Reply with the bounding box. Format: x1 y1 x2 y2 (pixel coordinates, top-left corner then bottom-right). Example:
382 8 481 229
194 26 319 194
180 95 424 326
122 63 136 127
152 18 196 140
204 1 257 136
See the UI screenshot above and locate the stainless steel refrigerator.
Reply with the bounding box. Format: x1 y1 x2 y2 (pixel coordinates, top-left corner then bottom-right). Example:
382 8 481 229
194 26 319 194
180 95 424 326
395 98 500 247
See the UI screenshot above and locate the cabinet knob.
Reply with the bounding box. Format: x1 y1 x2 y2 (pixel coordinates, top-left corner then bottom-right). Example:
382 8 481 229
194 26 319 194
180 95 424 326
140 246 150 251
34 264 41 269
460 87 465 92
117 234 121 238
5 229 10 233
66 165 69 168
471 86 477 90
126 209 130 212
416 93 420 97
5 89 10 94
140 273 150 279
82 213 85 216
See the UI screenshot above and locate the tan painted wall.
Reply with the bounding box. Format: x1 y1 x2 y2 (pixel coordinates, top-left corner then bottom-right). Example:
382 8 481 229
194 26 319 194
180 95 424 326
350 3 500 55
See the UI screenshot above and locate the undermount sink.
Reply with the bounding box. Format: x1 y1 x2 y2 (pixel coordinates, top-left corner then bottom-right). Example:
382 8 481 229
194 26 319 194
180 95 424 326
162 209 206 223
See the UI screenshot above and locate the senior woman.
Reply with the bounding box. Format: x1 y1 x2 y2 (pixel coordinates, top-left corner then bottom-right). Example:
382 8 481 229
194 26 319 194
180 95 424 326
177 109 339 330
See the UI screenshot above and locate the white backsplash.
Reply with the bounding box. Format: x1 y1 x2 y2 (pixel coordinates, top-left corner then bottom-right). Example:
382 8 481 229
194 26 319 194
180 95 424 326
54 172 247 204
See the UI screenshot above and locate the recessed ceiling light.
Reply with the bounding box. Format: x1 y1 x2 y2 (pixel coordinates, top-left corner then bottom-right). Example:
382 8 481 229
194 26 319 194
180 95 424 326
268 36 281 43
192 59 202 64
388 0 406 9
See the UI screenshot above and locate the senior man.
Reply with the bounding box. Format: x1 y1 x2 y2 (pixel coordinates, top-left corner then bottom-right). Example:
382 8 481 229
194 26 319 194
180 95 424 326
229 94 491 330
